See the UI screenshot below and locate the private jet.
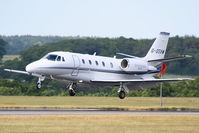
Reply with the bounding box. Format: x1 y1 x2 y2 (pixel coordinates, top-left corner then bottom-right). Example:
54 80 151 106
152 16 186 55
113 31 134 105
4 32 193 99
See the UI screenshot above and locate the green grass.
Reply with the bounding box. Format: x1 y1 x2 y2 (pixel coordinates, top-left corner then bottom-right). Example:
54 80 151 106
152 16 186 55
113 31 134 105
0 96 199 111
2 55 20 62
0 97 199 132
0 115 199 133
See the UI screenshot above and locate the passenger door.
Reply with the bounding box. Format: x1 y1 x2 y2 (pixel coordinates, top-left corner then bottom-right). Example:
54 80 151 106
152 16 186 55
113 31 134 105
71 55 80 76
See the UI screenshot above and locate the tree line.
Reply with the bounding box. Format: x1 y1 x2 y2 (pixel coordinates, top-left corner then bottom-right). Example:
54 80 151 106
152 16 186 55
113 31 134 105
0 35 198 96
0 35 76 54
0 39 7 60
0 78 198 97
2 35 199 75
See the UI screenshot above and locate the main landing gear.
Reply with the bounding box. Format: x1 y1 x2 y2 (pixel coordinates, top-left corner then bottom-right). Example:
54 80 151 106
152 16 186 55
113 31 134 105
118 83 129 99
36 76 45 89
118 90 126 99
68 82 77 96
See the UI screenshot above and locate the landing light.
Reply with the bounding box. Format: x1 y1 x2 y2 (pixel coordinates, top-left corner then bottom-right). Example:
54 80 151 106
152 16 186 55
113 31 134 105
78 80 83 83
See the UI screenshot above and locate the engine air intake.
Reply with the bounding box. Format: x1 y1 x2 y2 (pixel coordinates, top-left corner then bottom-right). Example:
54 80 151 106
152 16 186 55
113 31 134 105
121 59 128 68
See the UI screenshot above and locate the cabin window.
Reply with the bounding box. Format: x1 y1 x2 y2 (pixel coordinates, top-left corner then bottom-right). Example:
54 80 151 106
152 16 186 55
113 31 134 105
110 62 113 68
62 57 65 62
57 56 61 61
95 61 99 66
46 54 58 61
102 61 105 67
89 60 92 65
82 59 85 64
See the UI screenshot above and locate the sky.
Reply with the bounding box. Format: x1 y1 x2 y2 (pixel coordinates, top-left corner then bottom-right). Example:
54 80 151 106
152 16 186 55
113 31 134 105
0 0 199 38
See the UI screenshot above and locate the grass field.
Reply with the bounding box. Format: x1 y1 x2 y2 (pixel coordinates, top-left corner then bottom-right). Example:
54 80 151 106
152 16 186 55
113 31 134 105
0 96 199 111
0 115 199 133
0 96 199 133
2 55 20 62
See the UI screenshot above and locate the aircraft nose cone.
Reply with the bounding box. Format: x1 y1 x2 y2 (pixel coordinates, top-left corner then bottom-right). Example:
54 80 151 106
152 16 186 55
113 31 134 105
25 63 34 72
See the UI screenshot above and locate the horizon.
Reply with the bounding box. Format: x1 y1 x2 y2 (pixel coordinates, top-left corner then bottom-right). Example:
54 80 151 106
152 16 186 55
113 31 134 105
0 33 197 40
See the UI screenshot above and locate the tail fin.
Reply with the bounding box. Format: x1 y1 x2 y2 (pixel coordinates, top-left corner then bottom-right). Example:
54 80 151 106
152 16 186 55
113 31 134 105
144 32 170 61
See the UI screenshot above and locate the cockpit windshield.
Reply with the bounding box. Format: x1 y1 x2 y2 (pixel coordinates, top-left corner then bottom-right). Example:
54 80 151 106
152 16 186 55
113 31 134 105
46 54 58 61
43 54 65 61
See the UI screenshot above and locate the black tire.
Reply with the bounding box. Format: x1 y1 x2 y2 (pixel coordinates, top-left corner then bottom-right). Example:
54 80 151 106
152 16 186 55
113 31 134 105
69 89 76 96
118 91 126 99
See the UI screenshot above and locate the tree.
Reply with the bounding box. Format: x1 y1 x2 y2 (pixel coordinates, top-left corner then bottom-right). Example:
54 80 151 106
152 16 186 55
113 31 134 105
0 39 7 60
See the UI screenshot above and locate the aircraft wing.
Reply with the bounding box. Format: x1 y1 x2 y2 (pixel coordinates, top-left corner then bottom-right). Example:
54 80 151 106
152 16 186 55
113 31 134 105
4 69 41 77
91 78 193 84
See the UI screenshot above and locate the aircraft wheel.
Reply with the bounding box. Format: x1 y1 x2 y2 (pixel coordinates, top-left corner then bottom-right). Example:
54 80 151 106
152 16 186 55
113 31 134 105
69 89 76 96
118 90 126 99
36 82 42 89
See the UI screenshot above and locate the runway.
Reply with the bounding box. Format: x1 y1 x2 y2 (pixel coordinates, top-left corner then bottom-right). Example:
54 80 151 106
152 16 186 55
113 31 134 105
0 109 199 115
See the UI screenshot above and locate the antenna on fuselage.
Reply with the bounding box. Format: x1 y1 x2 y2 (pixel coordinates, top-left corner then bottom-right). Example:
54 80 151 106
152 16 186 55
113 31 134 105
93 52 96 56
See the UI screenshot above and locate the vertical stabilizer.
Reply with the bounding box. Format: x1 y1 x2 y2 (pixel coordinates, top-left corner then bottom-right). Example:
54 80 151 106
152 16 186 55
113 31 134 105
144 32 170 62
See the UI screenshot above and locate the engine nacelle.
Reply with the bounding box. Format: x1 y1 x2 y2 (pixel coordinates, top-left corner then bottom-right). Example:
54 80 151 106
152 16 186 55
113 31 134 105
120 58 155 73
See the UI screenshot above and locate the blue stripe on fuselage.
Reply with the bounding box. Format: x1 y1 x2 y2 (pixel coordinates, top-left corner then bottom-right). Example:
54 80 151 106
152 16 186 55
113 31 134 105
37 67 160 75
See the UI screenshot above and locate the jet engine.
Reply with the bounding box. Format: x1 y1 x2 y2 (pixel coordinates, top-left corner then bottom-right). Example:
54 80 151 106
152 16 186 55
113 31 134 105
120 58 156 73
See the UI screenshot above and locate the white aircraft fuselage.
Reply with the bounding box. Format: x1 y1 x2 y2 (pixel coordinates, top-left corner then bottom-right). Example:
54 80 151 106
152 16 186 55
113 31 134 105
25 52 157 84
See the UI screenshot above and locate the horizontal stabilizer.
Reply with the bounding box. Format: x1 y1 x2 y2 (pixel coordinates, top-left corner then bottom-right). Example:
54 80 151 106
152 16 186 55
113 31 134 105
116 53 138 58
148 55 192 63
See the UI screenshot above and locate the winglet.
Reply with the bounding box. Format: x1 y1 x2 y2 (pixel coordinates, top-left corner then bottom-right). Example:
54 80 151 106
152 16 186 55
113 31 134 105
156 64 167 77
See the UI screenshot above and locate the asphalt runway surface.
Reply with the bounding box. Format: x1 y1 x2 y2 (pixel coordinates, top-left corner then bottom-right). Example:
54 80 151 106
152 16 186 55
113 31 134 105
0 109 199 115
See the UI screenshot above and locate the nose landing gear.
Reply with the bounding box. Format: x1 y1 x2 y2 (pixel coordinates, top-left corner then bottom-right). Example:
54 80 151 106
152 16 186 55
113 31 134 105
36 76 45 89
